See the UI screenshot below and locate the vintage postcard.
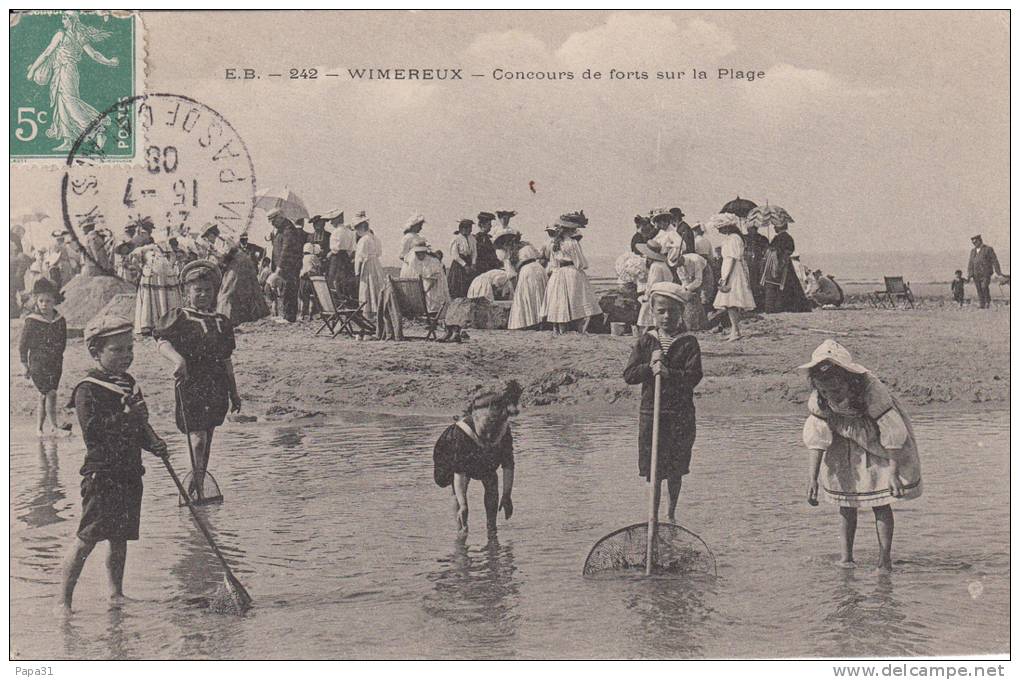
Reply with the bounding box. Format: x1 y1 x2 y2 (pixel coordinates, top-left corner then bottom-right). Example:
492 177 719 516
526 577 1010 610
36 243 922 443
8 9 1010 667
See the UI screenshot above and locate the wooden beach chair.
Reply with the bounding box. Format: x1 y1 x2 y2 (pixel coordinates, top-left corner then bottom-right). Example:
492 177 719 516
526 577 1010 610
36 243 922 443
387 276 445 341
869 276 915 309
310 276 375 338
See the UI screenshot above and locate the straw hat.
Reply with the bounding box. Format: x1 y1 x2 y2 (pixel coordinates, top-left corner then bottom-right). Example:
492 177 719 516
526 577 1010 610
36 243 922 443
707 212 740 231
404 213 426 233
797 339 868 374
555 211 588 229
412 243 430 254
492 225 520 249
321 208 343 221
650 207 672 222
352 211 369 229
477 211 496 222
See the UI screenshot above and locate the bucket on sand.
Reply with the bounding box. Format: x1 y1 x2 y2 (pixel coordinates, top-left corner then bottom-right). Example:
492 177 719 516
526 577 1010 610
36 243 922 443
610 322 630 336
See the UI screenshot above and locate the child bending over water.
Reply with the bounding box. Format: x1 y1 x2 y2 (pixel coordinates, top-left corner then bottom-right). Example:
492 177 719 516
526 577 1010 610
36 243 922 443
801 340 923 572
433 381 522 537
623 282 703 523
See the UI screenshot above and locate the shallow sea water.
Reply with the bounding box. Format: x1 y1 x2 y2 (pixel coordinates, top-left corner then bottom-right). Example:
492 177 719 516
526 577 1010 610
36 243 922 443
9 411 1009 659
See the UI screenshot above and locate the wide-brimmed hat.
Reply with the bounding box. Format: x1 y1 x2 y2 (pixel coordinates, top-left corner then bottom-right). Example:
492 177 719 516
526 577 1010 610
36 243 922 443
303 243 315 255
650 207 672 221
544 225 560 235
517 244 540 263
707 212 740 231
496 210 516 220
404 213 426 233
797 339 868 375
555 211 588 229
669 207 685 219
201 223 221 239
31 277 62 301
352 211 370 229
454 218 474 234
84 313 133 345
180 260 222 289
635 242 666 262
412 242 431 254
492 225 520 248
691 222 704 234
642 281 694 305
477 211 496 222
321 208 343 221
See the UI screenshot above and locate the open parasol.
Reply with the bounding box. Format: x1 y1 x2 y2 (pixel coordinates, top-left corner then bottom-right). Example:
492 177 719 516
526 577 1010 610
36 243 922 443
720 196 757 219
746 203 794 231
255 186 309 223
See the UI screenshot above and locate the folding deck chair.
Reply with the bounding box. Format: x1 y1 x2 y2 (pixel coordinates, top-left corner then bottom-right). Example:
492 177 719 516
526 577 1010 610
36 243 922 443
869 276 915 309
387 276 446 341
310 275 375 337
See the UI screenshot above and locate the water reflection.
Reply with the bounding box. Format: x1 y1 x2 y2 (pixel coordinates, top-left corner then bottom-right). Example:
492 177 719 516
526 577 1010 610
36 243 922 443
423 537 521 659
818 570 921 657
624 575 715 658
17 439 66 529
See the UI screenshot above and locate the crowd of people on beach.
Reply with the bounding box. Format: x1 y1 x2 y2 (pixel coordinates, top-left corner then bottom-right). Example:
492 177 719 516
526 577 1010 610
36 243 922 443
14 202 1010 614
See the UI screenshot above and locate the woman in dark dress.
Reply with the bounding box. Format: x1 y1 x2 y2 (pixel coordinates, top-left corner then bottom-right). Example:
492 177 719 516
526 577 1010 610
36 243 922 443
447 219 477 299
760 224 811 313
154 260 241 501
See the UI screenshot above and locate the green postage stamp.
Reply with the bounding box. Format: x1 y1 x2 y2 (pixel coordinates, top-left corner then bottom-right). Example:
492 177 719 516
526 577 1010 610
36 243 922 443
9 10 144 162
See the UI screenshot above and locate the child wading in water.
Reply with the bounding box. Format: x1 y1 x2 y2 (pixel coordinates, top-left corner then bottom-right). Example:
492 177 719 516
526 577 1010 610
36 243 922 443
801 340 923 572
623 282 703 522
433 381 522 537
60 314 168 611
20 278 71 436
154 261 241 502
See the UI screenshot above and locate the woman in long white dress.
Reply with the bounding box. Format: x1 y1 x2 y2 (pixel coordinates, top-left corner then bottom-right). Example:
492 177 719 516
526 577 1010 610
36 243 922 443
134 241 181 335
508 245 547 330
635 243 674 333
400 239 450 314
26 12 119 152
399 214 426 261
709 213 756 342
541 215 602 334
354 218 384 317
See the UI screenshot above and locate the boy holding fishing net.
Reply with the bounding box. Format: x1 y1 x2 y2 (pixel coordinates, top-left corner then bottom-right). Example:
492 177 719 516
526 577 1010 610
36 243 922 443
60 314 168 612
433 381 523 537
623 282 703 523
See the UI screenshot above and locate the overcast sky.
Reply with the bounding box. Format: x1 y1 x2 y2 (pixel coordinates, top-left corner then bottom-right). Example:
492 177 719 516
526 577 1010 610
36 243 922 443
12 10 1009 265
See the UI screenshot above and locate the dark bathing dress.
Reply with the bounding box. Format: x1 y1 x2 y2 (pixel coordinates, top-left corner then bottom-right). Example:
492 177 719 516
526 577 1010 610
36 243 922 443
153 307 236 433
623 330 703 480
19 312 67 393
433 416 515 487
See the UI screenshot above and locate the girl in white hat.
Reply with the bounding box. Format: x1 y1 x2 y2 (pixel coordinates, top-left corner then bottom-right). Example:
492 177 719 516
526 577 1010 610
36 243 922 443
709 213 755 341
801 340 923 572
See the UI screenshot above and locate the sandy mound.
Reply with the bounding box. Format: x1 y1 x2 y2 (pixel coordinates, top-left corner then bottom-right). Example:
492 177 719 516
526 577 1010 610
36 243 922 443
60 275 136 330
94 293 137 323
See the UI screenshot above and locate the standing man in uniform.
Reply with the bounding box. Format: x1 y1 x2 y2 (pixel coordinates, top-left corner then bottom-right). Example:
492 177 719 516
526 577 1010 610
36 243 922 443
270 209 307 322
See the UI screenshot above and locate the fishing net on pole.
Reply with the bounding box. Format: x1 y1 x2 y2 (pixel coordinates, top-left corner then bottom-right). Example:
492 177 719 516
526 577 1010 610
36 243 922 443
582 522 717 577
177 470 224 506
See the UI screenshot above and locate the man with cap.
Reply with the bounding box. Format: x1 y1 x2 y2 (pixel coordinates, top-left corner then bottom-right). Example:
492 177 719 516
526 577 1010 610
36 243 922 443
474 211 502 274
269 209 307 322
967 234 1005 309
671 207 696 256
308 214 331 261
238 232 265 266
